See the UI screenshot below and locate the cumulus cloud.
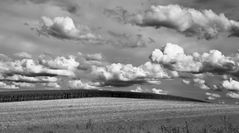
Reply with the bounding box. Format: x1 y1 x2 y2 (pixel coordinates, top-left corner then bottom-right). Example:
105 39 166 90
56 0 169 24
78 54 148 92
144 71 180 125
0 53 103 88
150 43 237 76
205 92 221 98
132 4 239 39
193 78 210 90
68 80 97 89
13 82 36 88
0 75 37 82
213 84 219 90
39 76 58 82
205 92 221 100
130 86 143 93
0 82 18 89
92 63 147 82
226 91 239 99
222 78 239 91
36 16 100 40
39 55 79 70
75 52 107 71
8 59 75 77
182 79 191 85
0 51 107 89
150 43 201 72
152 88 168 95
0 51 111 90
43 82 60 88
199 50 235 73
206 96 216 100
0 74 57 83
146 80 161 85
169 71 179 78
91 61 168 87
140 61 169 79
37 52 106 75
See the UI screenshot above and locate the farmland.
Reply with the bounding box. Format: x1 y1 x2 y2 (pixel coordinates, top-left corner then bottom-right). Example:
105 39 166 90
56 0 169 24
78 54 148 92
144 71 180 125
1 98 239 133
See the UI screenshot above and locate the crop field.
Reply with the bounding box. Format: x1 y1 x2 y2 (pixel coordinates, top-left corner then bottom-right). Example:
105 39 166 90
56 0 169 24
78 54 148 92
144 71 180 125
1 98 239 133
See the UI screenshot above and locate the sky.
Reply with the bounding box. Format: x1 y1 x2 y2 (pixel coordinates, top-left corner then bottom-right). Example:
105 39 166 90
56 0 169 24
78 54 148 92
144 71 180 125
1 0 239 104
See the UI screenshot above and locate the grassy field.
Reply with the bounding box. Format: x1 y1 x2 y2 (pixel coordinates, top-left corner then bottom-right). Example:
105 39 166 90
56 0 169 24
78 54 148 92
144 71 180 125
0 98 239 133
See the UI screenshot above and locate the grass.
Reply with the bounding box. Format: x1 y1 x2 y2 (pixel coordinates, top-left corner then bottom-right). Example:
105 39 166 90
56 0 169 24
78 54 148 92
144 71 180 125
95 115 239 133
0 98 238 133
1 114 237 133
81 115 239 133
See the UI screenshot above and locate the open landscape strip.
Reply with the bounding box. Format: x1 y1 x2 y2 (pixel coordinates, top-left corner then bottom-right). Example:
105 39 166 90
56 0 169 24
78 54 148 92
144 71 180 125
0 89 209 103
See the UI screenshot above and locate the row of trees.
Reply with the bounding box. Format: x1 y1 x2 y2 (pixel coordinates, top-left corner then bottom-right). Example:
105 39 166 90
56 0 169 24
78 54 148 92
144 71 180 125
0 89 208 103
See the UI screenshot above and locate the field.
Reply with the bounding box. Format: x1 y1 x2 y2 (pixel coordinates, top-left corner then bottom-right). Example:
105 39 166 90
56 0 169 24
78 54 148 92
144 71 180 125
1 98 239 133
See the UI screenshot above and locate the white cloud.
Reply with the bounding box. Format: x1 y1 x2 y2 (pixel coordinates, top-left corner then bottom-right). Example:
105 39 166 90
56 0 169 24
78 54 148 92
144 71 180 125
68 80 97 89
8 59 76 77
226 91 239 99
13 82 36 88
193 78 210 90
0 51 110 90
169 71 179 78
130 86 143 93
37 16 100 40
0 82 19 89
182 79 191 85
0 51 110 89
8 59 43 74
140 61 169 79
39 55 79 70
150 43 201 72
92 63 147 81
205 91 221 101
38 76 58 82
43 69 75 77
0 61 11 72
0 74 59 88
76 52 106 70
222 78 239 91
132 4 239 40
91 61 168 86
199 50 235 73
150 43 236 75
207 96 216 100
212 84 219 91
152 88 168 95
3 75 39 82
206 92 221 98
145 80 161 85
43 82 60 88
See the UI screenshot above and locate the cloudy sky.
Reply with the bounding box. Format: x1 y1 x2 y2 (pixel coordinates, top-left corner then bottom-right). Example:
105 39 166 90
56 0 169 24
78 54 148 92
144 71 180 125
1 0 239 103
